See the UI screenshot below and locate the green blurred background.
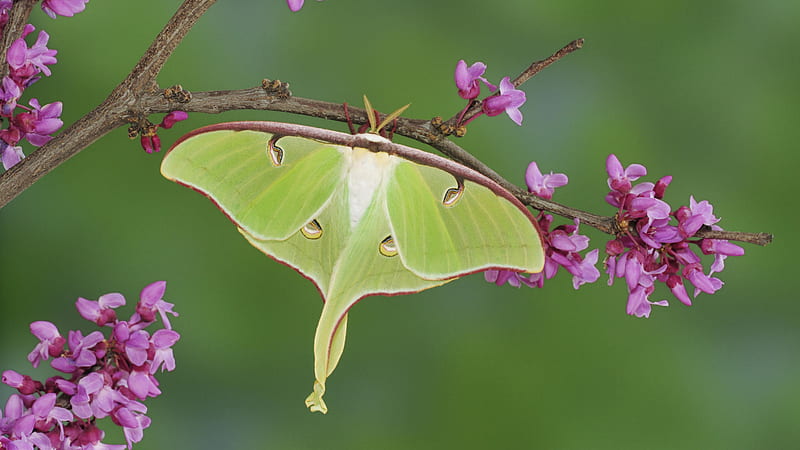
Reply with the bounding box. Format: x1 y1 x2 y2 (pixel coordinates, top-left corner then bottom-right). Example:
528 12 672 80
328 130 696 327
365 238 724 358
1 1 797 448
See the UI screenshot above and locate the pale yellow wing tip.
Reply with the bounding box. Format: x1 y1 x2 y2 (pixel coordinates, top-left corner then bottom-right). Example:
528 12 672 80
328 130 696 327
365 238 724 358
305 380 328 414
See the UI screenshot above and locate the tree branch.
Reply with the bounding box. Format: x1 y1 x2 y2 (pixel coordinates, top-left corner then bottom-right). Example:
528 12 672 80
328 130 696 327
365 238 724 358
0 0 215 209
0 12 772 248
134 86 773 246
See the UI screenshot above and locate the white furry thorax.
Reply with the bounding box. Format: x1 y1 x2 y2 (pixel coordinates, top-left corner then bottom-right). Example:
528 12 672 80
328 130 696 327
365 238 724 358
345 144 397 229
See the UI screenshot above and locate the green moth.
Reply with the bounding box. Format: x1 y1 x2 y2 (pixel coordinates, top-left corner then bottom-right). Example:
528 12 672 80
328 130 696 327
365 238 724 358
161 122 544 413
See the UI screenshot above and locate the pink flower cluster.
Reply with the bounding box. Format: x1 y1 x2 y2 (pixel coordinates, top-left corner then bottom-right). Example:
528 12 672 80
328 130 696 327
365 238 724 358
454 60 527 126
1 281 180 449
486 155 743 319
0 0 89 170
604 154 744 317
485 162 600 289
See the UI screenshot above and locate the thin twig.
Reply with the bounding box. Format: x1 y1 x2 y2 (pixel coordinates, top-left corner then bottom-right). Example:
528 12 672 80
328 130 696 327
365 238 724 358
445 38 585 127
0 24 772 247
512 38 584 87
694 229 773 246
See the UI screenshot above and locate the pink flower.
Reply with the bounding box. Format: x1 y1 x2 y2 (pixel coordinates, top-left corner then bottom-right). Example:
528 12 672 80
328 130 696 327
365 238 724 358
688 196 720 226
525 161 568 200
485 268 538 288
71 372 111 419
159 110 188 129
124 330 151 367
1 370 41 395
482 77 526 125
69 330 105 368
626 285 669 318
606 154 646 194
567 249 601 289
7 30 57 78
128 367 161 400
0 142 23 169
140 134 161 153
138 111 187 154
454 60 496 100
603 155 742 317
487 216 598 290
287 0 325 11
11 98 63 146
702 237 744 275
0 76 20 114
666 275 691 306
31 393 73 439
76 292 126 326
132 281 178 329
4 281 177 449
683 263 722 296
41 0 89 19
150 329 180 373
27 321 65 368
111 401 151 448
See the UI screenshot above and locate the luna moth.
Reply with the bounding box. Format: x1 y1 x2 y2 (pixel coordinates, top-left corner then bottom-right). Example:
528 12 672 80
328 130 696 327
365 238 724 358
161 121 544 413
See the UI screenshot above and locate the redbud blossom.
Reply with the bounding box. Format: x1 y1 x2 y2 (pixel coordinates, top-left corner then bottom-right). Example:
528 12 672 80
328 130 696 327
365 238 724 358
138 111 188 154
287 0 304 10
287 0 325 11
482 77 526 125
12 98 63 146
604 154 743 316
0 142 23 169
486 163 598 289
76 292 125 326
133 280 178 330
140 134 160 154
654 175 671 198
0 76 20 115
27 321 65 368
159 110 188 129
605 154 646 195
7 30 58 79
2 282 180 449
1 370 41 395
41 0 89 19
454 60 496 100
525 161 568 200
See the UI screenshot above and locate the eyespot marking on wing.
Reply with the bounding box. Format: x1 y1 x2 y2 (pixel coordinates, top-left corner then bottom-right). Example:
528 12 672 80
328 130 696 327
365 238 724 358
267 135 284 166
442 178 465 207
379 235 398 257
301 219 323 240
